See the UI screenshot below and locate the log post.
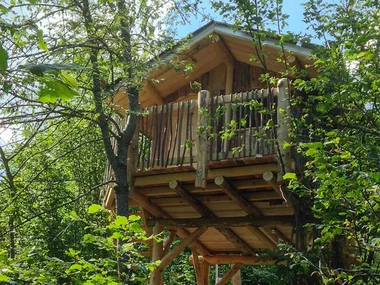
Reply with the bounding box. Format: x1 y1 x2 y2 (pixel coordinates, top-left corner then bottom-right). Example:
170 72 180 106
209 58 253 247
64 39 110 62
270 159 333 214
150 223 164 285
277 78 292 178
196 90 211 188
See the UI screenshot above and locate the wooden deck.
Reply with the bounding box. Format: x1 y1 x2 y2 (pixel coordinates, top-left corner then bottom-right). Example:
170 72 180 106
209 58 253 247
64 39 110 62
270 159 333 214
128 159 293 257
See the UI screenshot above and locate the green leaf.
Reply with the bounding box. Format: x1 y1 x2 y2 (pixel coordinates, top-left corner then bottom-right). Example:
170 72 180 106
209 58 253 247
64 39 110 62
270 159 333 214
61 72 78 89
37 29 49 53
114 216 128 227
88 204 103 214
69 264 82 271
38 76 78 102
0 45 7 71
129 222 144 233
129 215 141 222
0 275 10 282
283 173 297 180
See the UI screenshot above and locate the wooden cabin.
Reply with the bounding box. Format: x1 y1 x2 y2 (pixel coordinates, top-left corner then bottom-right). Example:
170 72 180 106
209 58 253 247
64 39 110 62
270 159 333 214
103 21 316 285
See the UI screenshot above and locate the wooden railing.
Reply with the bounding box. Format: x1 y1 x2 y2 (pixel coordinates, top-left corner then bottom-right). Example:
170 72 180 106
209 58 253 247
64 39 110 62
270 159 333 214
135 88 281 172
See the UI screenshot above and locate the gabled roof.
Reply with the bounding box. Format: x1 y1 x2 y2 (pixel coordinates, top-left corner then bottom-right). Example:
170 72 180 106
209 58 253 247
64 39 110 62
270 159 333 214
113 21 316 109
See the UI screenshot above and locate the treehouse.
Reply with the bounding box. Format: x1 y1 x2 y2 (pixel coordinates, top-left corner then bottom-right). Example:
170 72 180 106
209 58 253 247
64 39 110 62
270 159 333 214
103 21 317 285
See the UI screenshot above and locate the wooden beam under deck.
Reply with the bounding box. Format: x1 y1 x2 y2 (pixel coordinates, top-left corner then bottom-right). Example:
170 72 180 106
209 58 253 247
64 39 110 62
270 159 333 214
169 180 256 255
190 255 281 265
146 216 295 228
214 176 277 249
134 164 278 187
130 191 211 256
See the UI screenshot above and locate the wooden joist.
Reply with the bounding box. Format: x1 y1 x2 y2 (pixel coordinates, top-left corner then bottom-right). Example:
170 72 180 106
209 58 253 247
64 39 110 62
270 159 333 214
130 191 211 256
214 176 277 249
263 171 290 205
169 180 255 255
146 216 294 228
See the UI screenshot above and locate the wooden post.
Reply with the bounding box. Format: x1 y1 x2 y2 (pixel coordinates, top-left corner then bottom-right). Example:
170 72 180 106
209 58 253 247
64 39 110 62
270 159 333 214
277 78 292 178
190 253 210 285
196 90 210 188
150 223 164 285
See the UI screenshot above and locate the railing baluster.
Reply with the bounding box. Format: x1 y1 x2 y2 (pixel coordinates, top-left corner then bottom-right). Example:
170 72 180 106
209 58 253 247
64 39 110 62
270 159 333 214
189 100 194 167
177 102 184 165
248 91 253 158
165 103 173 168
152 106 159 168
170 102 179 166
161 104 168 167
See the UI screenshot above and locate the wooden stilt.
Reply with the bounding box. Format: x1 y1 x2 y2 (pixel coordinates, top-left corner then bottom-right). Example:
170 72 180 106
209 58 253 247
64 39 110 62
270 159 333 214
192 249 210 285
150 223 164 285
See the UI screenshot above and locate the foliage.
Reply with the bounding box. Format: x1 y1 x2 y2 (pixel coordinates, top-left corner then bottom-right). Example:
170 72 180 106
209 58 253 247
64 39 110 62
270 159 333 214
0 205 156 284
287 0 380 284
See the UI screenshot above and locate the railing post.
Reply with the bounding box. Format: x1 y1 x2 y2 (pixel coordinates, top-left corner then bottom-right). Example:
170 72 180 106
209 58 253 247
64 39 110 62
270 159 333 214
277 78 292 178
195 90 210 189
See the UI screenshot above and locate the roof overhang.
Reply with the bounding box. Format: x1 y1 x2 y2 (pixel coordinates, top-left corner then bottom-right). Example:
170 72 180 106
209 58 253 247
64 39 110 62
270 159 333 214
112 21 317 110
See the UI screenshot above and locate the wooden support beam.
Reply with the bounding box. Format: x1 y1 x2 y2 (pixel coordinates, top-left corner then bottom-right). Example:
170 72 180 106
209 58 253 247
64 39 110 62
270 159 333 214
214 35 235 67
202 255 280 265
169 180 255 255
192 249 203 284
232 265 242 285
130 191 211 256
195 90 210 188
157 227 207 271
216 263 243 285
147 216 295 228
163 230 177 255
191 250 210 285
214 176 277 249
150 223 164 285
144 82 164 105
287 54 303 72
137 179 272 197
134 164 278 187
263 171 290 205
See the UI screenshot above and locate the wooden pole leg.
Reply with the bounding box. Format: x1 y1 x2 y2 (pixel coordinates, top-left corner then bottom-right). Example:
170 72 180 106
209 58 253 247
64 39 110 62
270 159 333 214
192 249 210 285
150 223 164 285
